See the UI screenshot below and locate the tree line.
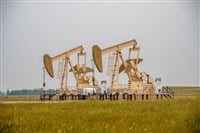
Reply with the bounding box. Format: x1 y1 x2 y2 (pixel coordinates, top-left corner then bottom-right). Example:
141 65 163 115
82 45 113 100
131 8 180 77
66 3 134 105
5 88 56 96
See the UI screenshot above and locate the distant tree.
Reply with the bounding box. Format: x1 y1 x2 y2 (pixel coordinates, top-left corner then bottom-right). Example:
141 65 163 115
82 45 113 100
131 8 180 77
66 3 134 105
0 91 5 96
6 89 10 95
6 88 56 96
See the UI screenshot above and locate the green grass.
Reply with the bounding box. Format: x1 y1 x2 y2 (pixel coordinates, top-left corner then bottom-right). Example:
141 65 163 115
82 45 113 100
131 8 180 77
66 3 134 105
1 99 200 133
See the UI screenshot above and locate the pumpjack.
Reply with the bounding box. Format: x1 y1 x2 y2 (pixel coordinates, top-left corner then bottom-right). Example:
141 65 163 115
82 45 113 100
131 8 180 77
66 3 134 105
92 39 154 94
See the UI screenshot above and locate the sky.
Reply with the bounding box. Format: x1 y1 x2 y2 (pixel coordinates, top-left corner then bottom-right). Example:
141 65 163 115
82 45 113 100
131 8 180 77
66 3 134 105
0 0 199 90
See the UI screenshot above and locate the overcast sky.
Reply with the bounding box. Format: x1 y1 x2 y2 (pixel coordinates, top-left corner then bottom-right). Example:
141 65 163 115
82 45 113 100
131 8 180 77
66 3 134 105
0 0 199 90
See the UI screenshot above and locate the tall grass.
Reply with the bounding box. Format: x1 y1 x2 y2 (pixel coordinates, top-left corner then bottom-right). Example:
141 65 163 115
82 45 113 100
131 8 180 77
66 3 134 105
0 98 200 133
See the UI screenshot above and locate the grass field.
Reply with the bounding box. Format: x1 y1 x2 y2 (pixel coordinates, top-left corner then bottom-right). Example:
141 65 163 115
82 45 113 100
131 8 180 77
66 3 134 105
0 87 200 133
0 98 200 133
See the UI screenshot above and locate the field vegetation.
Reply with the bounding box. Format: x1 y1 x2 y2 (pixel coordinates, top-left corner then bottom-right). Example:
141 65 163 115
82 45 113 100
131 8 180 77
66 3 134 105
0 87 199 132
0 98 200 132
